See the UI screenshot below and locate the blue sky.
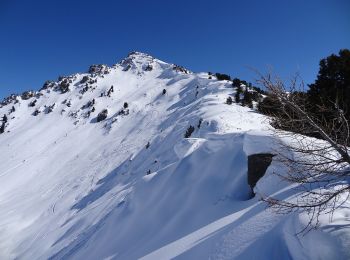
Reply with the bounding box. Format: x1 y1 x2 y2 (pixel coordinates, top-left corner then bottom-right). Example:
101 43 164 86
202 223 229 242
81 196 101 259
0 0 349 99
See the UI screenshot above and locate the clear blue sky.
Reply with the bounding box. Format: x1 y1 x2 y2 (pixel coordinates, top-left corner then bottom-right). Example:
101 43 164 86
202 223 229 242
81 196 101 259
0 0 349 99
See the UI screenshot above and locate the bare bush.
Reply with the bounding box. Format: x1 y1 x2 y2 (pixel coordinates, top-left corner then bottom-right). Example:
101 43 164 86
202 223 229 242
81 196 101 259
258 73 350 232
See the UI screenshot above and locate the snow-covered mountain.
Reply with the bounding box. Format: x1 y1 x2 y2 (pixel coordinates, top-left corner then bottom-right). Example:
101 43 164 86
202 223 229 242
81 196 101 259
0 52 349 259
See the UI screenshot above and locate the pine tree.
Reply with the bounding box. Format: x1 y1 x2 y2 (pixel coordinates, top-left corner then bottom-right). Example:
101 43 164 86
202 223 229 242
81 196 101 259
242 87 253 108
308 49 350 121
235 86 242 103
232 78 241 88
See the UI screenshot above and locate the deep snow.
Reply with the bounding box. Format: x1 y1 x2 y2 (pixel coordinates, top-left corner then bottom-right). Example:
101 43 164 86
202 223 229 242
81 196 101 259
0 52 349 259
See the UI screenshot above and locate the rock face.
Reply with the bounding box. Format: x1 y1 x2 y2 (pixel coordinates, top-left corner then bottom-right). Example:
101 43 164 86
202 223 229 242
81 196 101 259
248 153 274 191
88 64 108 74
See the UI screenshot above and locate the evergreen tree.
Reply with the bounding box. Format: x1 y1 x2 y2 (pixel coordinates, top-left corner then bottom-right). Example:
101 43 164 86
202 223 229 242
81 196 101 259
215 73 231 81
242 88 253 108
232 78 241 88
235 86 242 103
308 49 350 121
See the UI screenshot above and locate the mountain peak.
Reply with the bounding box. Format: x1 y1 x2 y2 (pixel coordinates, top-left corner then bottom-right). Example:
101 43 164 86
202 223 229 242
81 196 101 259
127 51 154 58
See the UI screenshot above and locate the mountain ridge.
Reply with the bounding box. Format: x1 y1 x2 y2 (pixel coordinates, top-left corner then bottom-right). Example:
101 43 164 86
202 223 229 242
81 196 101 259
0 52 348 259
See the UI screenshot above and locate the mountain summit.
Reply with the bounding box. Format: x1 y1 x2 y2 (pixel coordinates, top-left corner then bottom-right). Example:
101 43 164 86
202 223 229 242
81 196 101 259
0 53 348 259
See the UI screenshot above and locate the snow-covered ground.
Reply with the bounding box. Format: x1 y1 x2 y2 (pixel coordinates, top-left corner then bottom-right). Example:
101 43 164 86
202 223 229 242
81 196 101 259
0 52 349 259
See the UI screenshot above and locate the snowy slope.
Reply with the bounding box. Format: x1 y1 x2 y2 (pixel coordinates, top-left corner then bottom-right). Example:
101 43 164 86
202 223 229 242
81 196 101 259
0 52 349 260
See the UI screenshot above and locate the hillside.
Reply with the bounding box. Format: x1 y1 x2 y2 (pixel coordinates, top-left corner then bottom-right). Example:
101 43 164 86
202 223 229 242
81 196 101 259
0 52 349 260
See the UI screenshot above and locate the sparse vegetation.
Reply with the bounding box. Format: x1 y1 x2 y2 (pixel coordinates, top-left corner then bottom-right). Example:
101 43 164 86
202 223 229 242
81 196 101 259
215 73 231 81
235 86 242 103
242 87 253 108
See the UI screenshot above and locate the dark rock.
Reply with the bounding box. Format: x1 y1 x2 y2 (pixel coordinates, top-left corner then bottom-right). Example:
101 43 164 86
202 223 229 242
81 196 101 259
107 86 114 97
59 79 70 93
0 123 5 134
184 125 195 138
0 94 17 107
80 86 89 95
46 104 55 114
0 114 6 134
2 114 7 123
118 108 129 116
173 64 190 74
123 64 131 71
81 100 93 110
40 80 55 91
145 64 153 71
29 100 37 107
88 79 97 84
197 118 203 129
97 109 108 122
21 91 35 100
10 106 15 114
247 153 274 191
80 76 90 84
33 109 41 116
88 64 107 74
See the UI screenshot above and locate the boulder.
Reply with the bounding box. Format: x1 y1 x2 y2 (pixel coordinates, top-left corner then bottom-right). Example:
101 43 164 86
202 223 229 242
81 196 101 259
247 153 274 191
97 109 108 122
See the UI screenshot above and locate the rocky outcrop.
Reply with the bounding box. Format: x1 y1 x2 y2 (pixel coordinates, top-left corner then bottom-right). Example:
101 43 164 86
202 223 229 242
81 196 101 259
88 64 109 75
248 153 274 191
21 91 35 100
